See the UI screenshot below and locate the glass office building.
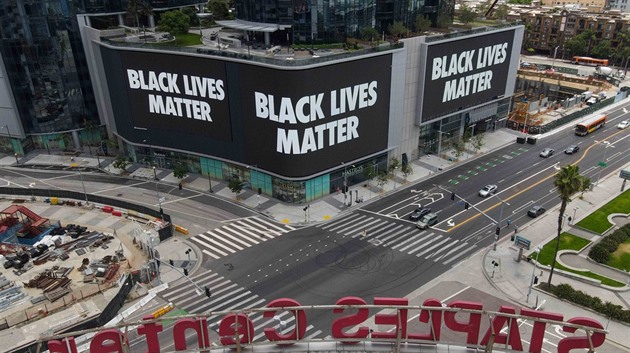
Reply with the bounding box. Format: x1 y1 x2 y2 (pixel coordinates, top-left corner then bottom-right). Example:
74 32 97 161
234 0 454 43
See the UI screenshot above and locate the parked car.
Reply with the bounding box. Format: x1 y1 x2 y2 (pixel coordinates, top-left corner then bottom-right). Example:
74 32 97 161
565 145 580 154
539 148 554 158
409 207 431 221
520 62 532 69
528 205 546 218
416 213 438 229
617 120 630 129
479 184 498 197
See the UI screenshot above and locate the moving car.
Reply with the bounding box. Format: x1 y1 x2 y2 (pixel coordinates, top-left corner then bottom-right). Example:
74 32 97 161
528 205 546 218
539 148 554 158
565 145 580 154
617 120 630 129
409 207 431 221
479 184 498 197
416 213 438 229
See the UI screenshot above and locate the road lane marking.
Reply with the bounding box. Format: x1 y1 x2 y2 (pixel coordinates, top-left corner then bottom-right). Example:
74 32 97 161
447 127 629 232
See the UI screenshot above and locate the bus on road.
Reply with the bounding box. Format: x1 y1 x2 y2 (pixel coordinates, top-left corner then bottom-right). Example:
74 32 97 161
575 114 607 136
571 56 609 66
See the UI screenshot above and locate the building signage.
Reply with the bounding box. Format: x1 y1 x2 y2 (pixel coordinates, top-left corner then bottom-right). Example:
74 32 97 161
47 296 605 353
240 56 391 177
419 28 521 122
100 46 391 178
620 169 630 180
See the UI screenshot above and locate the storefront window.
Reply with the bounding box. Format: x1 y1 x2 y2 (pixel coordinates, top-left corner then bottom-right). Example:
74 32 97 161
272 179 306 204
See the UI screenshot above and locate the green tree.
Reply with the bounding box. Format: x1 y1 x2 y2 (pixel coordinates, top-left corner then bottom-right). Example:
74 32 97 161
437 13 453 29
182 7 200 27
453 140 466 158
360 27 379 41
112 156 131 171
493 4 509 20
173 162 188 180
388 21 408 38
459 4 477 24
470 133 485 153
415 15 432 33
208 0 231 20
564 36 587 57
363 161 378 187
388 157 400 175
376 171 389 188
228 178 244 199
400 163 413 181
157 10 190 35
590 40 612 60
126 0 153 28
548 165 591 286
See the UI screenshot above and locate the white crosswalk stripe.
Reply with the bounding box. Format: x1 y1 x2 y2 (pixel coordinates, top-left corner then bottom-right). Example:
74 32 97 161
160 271 321 342
318 213 477 266
190 216 295 259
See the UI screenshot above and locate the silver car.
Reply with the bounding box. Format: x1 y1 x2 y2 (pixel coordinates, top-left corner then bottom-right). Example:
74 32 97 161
479 184 498 197
539 148 554 158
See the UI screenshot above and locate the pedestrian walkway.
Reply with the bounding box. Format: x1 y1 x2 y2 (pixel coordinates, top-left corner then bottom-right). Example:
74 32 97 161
158 270 323 345
315 212 478 266
190 216 295 259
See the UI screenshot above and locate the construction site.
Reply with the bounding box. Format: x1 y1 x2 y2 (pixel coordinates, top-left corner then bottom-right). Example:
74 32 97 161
509 62 620 133
0 200 160 331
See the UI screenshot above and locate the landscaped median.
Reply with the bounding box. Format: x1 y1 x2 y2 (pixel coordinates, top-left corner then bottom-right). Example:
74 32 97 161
576 188 630 234
533 232 625 287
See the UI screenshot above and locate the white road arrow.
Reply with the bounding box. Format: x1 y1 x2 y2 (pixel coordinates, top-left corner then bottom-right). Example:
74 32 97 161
387 213 400 219
29 182 36 188
410 189 424 194
447 219 455 227
553 163 560 170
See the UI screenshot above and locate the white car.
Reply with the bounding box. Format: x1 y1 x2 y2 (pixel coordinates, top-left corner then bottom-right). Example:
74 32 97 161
479 184 498 197
617 120 630 129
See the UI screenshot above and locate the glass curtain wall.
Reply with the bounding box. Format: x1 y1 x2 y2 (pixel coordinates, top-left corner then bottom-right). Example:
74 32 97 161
0 0 99 135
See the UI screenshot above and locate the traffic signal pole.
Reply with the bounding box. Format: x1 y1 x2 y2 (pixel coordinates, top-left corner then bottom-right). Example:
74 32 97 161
436 185 509 251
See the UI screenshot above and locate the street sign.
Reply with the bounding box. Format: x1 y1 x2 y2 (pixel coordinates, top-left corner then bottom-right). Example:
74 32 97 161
620 169 630 180
514 235 531 250
598 161 607 167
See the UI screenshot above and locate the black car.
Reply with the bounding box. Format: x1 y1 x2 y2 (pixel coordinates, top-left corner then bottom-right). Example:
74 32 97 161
565 145 580 154
409 207 431 221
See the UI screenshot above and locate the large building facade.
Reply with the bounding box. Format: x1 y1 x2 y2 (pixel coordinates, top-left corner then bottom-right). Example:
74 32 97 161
0 0 522 204
82 23 522 204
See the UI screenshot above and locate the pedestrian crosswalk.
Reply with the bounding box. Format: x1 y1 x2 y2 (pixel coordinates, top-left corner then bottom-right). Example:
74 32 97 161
316 213 477 266
190 217 296 260
160 270 322 344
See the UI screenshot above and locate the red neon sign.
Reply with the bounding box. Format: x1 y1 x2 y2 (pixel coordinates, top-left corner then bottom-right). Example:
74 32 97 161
46 296 606 353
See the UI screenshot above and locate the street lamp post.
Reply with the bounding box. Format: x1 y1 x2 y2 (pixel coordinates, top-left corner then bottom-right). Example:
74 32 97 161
247 165 262 208
14 153 19 164
3 125 13 153
436 130 450 159
595 141 614 186
341 162 355 206
624 55 630 77
492 194 509 251
134 126 152 166
572 207 579 224
153 166 164 219
526 247 542 303
71 159 89 204
551 46 560 72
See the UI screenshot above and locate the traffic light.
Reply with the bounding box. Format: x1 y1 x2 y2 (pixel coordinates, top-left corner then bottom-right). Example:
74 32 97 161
464 202 470 210
533 276 539 284
205 286 211 298
169 259 174 266
178 183 182 190
450 192 455 200
184 268 189 276
495 226 501 236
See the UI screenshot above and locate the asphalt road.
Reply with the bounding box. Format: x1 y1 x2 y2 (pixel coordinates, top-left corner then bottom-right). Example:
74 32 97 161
2 103 629 351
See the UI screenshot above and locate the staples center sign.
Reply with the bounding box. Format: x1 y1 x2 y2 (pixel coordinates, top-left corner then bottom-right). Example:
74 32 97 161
47 296 605 353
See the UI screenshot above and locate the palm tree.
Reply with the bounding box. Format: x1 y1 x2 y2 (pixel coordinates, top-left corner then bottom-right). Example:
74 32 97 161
548 165 591 286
